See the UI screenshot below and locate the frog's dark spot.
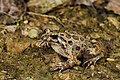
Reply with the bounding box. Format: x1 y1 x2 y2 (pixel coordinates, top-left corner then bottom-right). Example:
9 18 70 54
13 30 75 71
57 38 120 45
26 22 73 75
66 34 71 39
68 41 73 45
60 33 64 36
61 44 66 49
59 37 67 42
81 44 85 47
80 37 84 41
86 49 90 53
72 35 79 40
50 35 58 39
76 46 81 50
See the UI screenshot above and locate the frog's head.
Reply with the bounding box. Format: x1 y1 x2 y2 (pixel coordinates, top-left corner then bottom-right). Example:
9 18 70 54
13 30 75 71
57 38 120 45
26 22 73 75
41 29 59 43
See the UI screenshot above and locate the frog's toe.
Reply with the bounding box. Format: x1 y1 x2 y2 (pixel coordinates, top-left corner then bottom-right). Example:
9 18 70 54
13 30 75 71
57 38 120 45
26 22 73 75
82 56 102 69
49 62 66 71
49 66 59 71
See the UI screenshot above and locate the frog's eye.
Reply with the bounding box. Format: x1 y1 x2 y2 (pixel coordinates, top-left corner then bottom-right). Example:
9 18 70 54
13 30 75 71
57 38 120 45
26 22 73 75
50 35 58 39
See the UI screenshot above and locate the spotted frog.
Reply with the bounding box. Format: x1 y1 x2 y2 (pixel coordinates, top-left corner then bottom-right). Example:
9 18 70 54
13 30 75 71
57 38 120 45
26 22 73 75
36 29 104 71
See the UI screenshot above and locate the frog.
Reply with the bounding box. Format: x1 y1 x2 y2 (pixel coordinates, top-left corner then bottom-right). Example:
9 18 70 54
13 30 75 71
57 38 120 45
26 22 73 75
35 29 104 71
0 0 27 20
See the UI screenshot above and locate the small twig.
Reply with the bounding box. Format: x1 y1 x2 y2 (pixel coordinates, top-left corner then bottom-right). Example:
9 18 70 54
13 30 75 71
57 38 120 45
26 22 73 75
27 12 66 27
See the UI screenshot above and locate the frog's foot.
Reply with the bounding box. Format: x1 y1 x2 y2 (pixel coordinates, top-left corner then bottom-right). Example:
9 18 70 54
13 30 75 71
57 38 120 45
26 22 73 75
82 55 102 69
49 62 69 72
49 60 80 72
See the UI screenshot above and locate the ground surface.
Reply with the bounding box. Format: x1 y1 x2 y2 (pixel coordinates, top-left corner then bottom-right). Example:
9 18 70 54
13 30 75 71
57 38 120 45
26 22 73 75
0 5 120 80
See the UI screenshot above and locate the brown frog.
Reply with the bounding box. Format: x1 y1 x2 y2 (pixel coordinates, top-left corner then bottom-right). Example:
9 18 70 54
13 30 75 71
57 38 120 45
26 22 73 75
35 29 104 71
0 0 26 19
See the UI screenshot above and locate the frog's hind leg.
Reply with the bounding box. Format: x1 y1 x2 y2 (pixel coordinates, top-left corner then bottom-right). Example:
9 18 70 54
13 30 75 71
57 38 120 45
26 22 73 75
49 61 71 72
49 52 81 72
82 53 104 69
49 58 80 72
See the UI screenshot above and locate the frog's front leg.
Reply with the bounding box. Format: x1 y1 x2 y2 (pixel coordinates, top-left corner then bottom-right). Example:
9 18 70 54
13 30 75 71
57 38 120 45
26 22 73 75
49 60 74 71
50 58 80 71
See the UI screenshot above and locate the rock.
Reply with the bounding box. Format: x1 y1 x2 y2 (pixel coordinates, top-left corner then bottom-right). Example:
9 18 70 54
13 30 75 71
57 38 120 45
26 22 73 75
4 25 17 33
105 0 120 15
27 0 70 13
41 22 60 31
0 0 27 20
71 0 97 6
106 58 115 62
28 28 39 38
27 0 98 13
22 26 40 38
